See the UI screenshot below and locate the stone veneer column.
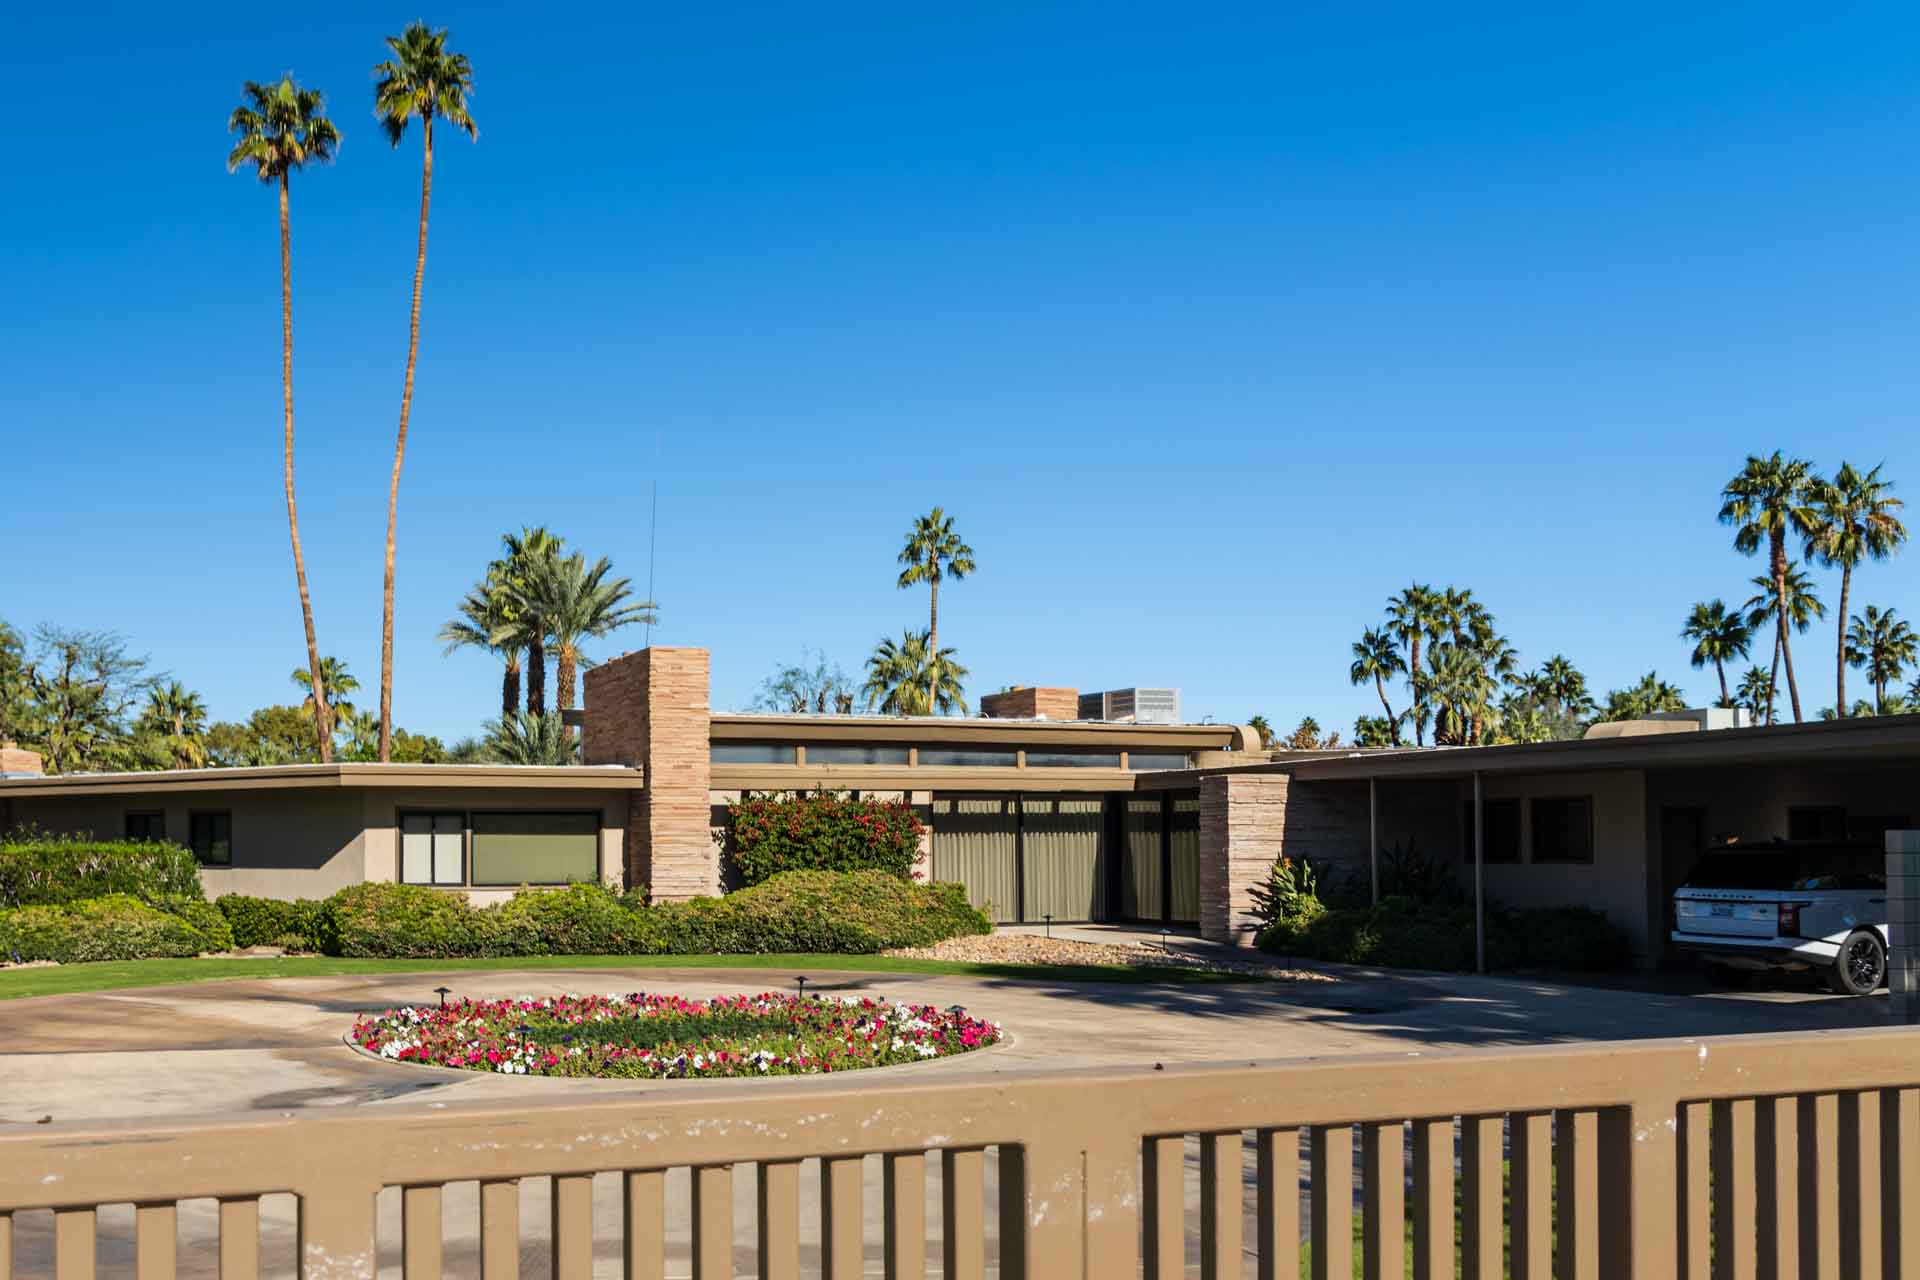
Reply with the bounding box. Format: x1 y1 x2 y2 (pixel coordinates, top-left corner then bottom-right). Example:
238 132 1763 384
582 647 713 900
1198 773 1291 945
1889 830 1920 1023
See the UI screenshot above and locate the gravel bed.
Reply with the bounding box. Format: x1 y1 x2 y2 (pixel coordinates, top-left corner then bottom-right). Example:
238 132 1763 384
886 933 1333 980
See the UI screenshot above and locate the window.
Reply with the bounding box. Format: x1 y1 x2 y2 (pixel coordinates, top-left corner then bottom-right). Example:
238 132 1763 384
712 743 796 764
124 811 166 842
1530 797 1594 864
1024 750 1123 768
917 748 1018 767
1127 752 1191 771
805 744 911 766
1462 799 1521 863
400 812 465 885
189 811 232 866
470 811 599 886
1788 806 1847 842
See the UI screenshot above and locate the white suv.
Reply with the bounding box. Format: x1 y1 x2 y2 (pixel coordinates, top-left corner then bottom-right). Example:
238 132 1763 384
1670 842 1889 996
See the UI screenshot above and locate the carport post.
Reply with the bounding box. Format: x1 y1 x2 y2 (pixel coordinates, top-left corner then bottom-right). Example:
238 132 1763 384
1368 777 1379 905
1473 771 1485 974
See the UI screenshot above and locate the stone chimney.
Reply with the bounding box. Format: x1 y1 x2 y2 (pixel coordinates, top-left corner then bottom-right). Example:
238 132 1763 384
0 741 43 776
582 648 713 900
979 686 1080 720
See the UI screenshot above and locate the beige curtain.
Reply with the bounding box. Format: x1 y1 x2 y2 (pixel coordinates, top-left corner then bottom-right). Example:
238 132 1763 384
1169 795 1200 923
1123 797 1165 921
1020 797 1107 922
932 797 1019 923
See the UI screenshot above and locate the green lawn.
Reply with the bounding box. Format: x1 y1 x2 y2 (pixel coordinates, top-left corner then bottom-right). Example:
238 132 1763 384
0 952 1265 1001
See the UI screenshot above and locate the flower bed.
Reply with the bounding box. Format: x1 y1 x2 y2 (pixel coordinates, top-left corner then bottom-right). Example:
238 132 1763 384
350 992 1002 1079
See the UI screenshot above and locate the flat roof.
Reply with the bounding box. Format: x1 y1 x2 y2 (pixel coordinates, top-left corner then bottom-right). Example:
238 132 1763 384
0 763 647 798
709 712 1237 749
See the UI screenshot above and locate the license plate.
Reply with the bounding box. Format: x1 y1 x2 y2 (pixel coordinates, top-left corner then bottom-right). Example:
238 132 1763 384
1711 904 1734 917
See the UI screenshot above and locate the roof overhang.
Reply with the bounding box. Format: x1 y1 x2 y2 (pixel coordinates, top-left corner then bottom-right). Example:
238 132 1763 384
0 763 647 798
709 714 1234 750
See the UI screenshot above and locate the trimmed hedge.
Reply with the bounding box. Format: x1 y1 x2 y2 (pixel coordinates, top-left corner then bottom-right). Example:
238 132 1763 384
0 835 203 909
725 792 925 887
216 895 330 951
652 871 988 955
1257 894 1628 973
0 894 227 963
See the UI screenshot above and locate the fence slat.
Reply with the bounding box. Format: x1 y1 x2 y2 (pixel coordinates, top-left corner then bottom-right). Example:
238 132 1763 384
1201 1131 1244 1280
1618 1100 1679 1279
0 1213 9 1280
1800 1094 1840 1280
220 1198 261 1280
1511 1111 1553 1280
1711 1098 1757 1280
1410 1118 1452 1280
299 1180 378 1280
940 1148 985 1280
996 1145 1028 1280
1756 1095 1797 1280
1883 1088 1920 1280
756 1160 801 1280
400 1186 439 1280
622 1170 664 1280
882 1153 925 1280
1842 1091 1884 1280
820 1156 862 1280
479 1180 518 1280
551 1174 594 1280
55 1207 95 1280
1310 1125 1353 1280
1256 1127 1300 1280
1558 1109 1601 1280
1359 1122 1403 1280
1461 1115 1501 1280
690 1166 731 1280
1142 1135 1184 1280
135 1204 176 1280
1678 1102 1711 1280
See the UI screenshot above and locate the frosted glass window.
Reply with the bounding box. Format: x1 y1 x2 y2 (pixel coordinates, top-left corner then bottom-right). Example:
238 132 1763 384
471 811 599 886
401 813 463 885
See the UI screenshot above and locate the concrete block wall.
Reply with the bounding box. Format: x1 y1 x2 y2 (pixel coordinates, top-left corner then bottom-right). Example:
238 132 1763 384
582 647 714 900
1890 830 1920 1022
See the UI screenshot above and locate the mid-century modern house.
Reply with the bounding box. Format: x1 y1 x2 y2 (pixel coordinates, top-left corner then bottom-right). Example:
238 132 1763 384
5 645 1920 966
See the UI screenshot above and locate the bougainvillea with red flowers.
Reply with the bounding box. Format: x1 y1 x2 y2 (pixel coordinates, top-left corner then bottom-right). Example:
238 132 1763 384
725 790 925 887
351 992 1000 1079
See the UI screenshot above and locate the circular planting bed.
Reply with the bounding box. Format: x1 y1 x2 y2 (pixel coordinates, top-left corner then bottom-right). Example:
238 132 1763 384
351 992 1002 1080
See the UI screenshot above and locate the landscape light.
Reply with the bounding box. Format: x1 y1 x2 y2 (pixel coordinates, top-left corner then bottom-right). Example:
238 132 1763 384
434 986 452 1008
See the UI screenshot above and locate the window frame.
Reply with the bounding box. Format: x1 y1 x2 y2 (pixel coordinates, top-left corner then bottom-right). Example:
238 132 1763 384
711 743 798 765
1126 751 1192 772
467 808 603 888
398 809 468 887
188 810 233 867
916 747 1019 768
124 810 167 843
802 744 912 767
1529 795 1595 865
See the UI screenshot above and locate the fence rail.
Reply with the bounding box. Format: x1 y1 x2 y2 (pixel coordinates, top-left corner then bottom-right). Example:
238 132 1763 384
3 1026 1918 1277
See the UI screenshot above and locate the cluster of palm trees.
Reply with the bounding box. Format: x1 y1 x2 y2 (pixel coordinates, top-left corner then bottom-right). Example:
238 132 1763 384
1690 454 1909 724
439 528 656 758
227 23 475 764
862 510 976 715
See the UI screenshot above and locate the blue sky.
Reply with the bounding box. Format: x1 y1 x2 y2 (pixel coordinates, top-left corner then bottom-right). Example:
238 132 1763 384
6 1 1920 740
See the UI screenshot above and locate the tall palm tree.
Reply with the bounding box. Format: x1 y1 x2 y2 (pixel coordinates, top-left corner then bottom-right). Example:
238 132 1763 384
1736 666 1776 723
1348 627 1406 744
1386 583 1444 745
483 711 579 766
140 682 208 770
509 552 656 711
291 656 359 722
1805 463 1907 717
1681 599 1752 707
1720 453 1821 722
1247 714 1275 749
1743 567 1825 724
896 508 976 711
372 22 478 762
499 527 564 715
1538 654 1592 718
438 568 522 720
863 630 968 716
228 76 340 764
1846 605 1918 714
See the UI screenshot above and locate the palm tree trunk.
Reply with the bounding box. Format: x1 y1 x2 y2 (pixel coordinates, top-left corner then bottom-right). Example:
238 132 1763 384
1774 541 1802 722
1714 659 1729 707
556 644 578 712
1409 638 1425 746
1374 675 1398 744
527 636 546 715
926 566 939 715
502 655 521 723
1766 627 1782 725
380 116 434 762
1835 564 1852 717
279 172 332 764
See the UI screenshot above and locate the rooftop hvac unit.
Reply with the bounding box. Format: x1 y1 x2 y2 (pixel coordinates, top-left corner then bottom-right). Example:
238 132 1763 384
1079 687 1182 724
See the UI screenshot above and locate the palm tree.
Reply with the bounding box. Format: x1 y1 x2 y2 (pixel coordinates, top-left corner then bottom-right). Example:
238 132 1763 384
1599 671 1688 722
499 527 564 715
1247 714 1275 749
228 76 340 764
1425 642 1497 745
483 711 579 766
1736 666 1776 723
896 508 976 711
1743 567 1825 724
1846 605 1918 714
1805 463 1907 717
372 22 478 763
1720 453 1821 722
438 568 522 720
1681 600 1752 707
291 656 359 723
1347 627 1406 744
1386 583 1444 745
140 682 208 769
510 552 656 712
863 630 968 716
1538 654 1593 719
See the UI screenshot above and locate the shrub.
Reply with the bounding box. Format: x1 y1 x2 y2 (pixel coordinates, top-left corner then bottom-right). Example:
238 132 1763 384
159 897 234 953
1257 889 1628 974
655 871 990 955
216 895 328 951
0 894 214 963
1243 855 1324 934
493 884 668 956
725 791 925 887
324 883 538 959
0 835 203 908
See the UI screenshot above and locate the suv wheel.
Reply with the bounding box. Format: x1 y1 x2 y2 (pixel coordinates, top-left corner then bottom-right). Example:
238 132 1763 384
1828 930 1886 996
